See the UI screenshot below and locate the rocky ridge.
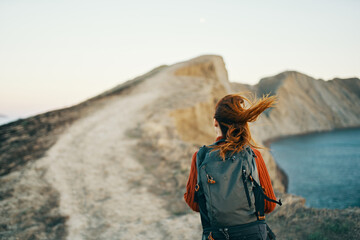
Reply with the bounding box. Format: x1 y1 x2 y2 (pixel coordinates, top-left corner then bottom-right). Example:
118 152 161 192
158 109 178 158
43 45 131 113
0 55 359 239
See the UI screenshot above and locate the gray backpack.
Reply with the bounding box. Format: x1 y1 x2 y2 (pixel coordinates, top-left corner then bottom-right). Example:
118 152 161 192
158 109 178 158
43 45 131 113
195 142 260 227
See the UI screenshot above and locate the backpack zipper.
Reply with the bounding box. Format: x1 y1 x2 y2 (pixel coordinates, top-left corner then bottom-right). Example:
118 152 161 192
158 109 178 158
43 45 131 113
242 168 252 208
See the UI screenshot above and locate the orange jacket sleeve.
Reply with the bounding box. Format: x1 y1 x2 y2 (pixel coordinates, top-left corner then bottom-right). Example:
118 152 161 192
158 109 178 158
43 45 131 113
183 151 200 212
252 148 277 213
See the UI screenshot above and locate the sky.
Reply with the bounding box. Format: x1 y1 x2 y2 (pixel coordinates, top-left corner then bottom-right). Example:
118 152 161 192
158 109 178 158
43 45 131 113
1 0 359 120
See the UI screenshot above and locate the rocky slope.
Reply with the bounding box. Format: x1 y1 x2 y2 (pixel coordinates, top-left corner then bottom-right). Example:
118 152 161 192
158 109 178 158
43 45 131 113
0 55 359 240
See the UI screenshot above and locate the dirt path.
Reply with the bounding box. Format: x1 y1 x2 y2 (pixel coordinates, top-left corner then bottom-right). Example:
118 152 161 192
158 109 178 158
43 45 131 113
35 89 200 239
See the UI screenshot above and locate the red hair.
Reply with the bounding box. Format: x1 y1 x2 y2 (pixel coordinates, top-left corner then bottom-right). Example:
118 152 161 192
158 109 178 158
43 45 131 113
211 93 277 160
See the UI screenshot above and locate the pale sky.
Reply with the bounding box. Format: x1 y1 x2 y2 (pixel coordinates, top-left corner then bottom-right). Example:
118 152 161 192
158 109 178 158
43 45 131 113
1 0 359 119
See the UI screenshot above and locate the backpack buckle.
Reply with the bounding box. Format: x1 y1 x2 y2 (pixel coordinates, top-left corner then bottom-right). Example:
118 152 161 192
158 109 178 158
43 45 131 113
207 174 216 184
257 211 266 220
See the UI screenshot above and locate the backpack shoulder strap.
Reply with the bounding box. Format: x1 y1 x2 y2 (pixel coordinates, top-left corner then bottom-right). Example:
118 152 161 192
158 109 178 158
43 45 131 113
196 145 208 170
195 145 208 184
246 146 260 183
241 146 256 208
251 177 282 205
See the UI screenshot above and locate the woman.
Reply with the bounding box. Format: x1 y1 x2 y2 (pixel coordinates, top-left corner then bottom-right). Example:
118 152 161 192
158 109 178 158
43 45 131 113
184 93 279 240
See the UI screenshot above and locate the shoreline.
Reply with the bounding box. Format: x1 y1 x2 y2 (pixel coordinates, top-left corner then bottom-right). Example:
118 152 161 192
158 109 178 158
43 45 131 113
263 124 360 148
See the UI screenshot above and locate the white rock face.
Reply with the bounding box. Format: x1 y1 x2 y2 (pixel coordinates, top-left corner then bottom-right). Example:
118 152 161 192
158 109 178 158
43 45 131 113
252 71 360 139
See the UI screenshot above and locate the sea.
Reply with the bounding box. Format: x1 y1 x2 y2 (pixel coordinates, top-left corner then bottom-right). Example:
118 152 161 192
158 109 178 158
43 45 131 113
270 127 360 209
0 116 21 126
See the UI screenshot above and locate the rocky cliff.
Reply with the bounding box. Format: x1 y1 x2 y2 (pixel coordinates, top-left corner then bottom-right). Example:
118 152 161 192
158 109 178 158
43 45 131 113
1 55 359 239
232 71 360 191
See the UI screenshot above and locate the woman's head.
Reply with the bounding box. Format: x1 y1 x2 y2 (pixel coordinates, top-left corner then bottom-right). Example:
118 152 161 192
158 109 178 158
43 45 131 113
211 93 277 159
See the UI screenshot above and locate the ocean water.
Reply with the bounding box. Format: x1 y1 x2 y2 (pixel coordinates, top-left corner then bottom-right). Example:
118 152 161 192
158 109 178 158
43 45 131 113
270 128 360 209
0 117 21 126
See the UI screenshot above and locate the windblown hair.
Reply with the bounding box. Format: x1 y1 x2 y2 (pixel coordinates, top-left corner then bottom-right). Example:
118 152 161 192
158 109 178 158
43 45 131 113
210 93 277 160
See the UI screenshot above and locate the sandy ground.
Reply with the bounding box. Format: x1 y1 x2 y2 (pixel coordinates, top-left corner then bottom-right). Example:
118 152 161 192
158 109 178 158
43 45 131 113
34 89 201 240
